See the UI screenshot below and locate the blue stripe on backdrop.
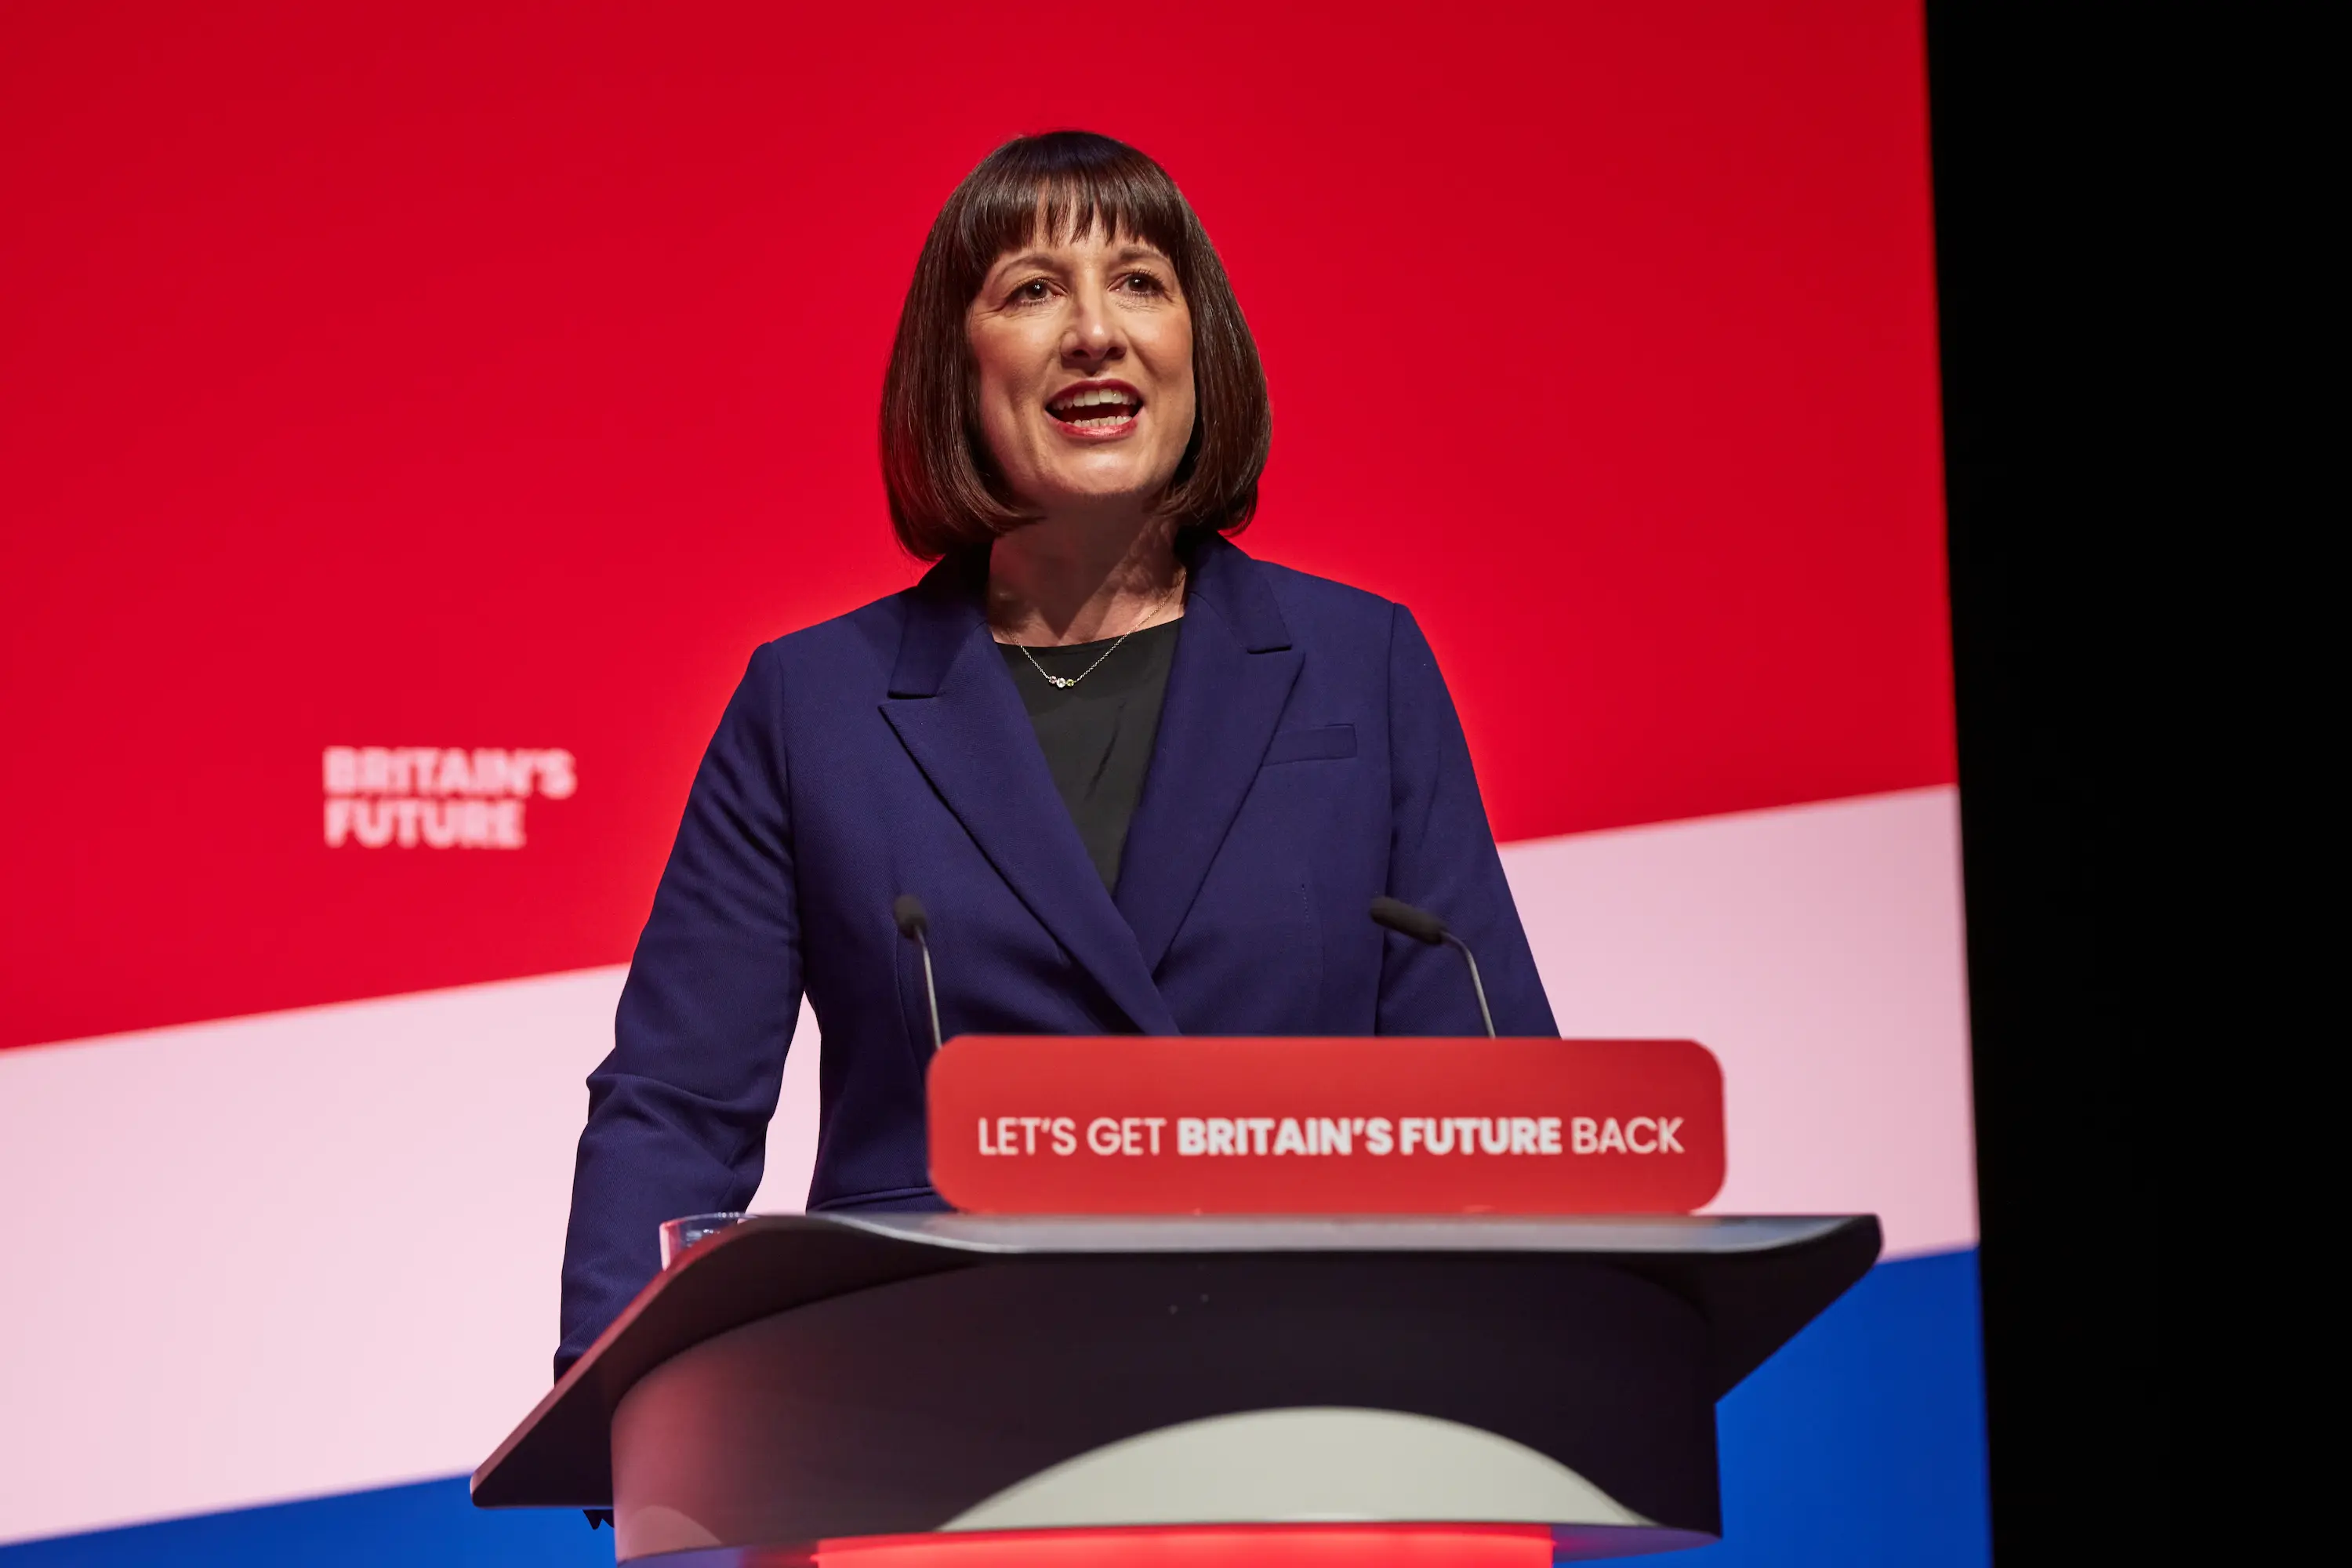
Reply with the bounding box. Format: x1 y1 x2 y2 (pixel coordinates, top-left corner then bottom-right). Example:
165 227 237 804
1679 1247 1990 1566
0 1479 608 1568
0 1250 1987 1567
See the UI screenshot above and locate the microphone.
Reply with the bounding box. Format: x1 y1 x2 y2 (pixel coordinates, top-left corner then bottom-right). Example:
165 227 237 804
893 894 944 1055
1369 895 1497 1038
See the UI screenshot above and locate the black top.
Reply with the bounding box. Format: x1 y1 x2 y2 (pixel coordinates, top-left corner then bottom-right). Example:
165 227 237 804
998 619 1181 891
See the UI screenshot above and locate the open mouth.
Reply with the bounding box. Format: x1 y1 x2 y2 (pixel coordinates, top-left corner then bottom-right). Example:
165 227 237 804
1046 383 1143 432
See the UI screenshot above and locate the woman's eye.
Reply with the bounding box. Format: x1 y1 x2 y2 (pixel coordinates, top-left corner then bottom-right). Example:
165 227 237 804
1119 273 1163 294
1013 280 1051 303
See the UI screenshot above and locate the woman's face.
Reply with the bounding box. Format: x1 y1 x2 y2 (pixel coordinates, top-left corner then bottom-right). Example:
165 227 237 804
967 224 1196 519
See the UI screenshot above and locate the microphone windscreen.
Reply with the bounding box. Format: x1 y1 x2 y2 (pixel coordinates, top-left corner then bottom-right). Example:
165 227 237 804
1369 895 1447 946
891 894 929 940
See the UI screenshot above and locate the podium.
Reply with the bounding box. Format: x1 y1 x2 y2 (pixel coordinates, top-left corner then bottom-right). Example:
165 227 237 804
473 1210 1879 1562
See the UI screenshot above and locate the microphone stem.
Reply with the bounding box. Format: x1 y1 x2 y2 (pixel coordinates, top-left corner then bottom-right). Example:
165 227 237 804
1444 934 1497 1038
916 933 943 1054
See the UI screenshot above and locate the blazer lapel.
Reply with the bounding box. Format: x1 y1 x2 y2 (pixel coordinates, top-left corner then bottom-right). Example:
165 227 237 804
880 557 1179 1036
1115 537 1303 975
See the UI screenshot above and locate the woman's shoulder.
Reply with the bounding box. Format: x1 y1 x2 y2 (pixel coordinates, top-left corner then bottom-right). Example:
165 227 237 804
1220 546 1415 652
1251 557 1399 619
733 546 1416 689
742 581 925 685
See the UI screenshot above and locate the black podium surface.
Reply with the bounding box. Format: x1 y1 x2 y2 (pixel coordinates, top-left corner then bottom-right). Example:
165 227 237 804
474 1213 1878 1561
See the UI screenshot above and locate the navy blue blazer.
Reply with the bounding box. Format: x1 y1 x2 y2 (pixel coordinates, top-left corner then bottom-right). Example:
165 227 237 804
557 536 1555 1371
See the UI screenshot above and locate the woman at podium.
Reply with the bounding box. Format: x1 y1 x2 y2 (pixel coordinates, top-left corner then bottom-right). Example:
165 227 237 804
557 132 1555 1374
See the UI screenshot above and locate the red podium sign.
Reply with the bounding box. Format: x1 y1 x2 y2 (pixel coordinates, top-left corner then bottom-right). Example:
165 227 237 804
927 1036 1725 1214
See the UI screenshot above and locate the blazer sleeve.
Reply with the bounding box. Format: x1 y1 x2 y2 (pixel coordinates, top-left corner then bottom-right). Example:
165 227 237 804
1376 604 1559 1037
555 644 803 1377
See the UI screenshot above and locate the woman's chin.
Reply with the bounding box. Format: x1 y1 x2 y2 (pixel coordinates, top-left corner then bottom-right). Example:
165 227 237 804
1018 470 1177 520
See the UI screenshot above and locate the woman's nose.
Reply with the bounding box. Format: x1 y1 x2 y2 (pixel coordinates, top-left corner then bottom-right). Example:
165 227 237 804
1062 290 1123 364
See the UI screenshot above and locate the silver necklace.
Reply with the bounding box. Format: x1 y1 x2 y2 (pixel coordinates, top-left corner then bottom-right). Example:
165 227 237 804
1010 579 1184 691
1018 633 1133 690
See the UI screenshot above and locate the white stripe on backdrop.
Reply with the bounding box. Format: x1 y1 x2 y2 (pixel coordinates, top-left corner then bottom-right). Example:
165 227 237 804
0 786 1973 1547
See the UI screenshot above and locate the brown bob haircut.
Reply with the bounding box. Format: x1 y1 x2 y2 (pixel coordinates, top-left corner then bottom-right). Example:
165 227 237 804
881 132 1272 561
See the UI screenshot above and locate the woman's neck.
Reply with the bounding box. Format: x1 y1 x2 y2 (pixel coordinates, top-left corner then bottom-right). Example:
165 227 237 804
985 507 1187 647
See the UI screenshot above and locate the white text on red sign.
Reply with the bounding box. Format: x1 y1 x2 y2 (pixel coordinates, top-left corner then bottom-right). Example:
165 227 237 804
974 1114 1686 1159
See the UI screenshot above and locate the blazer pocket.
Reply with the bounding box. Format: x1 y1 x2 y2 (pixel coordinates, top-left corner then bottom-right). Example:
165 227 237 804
1263 724 1357 764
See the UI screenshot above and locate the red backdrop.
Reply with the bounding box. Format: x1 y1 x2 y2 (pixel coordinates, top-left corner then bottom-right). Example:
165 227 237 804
0 0 1949 1050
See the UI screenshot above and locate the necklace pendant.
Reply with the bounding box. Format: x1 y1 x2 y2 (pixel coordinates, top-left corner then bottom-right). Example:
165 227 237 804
1050 676 1075 688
